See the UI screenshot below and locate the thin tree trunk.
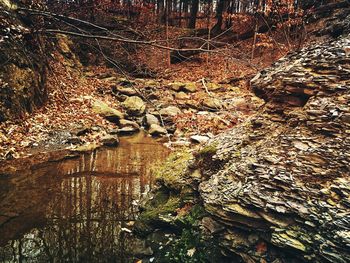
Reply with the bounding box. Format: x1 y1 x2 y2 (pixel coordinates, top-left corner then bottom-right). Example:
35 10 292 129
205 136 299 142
179 0 182 27
188 0 199 28
183 0 189 24
251 17 258 60
212 0 225 32
166 0 171 66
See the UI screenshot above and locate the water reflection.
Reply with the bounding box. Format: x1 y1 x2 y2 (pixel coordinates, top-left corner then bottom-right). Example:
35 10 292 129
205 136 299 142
0 133 169 262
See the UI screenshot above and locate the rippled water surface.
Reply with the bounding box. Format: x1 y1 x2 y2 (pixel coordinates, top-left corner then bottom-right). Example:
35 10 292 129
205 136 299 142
0 133 169 262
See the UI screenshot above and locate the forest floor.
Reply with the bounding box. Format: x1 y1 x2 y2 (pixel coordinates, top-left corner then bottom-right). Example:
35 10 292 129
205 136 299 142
0 22 297 160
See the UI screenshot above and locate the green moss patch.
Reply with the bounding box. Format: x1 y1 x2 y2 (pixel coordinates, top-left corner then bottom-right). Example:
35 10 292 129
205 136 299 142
134 188 182 236
153 150 193 191
197 142 218 157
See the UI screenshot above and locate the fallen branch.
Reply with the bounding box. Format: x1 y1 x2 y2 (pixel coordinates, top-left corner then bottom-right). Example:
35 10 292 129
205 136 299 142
19 8 213 53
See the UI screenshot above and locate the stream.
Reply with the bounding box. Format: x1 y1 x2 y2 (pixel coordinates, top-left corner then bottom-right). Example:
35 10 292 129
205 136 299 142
0 132 170 263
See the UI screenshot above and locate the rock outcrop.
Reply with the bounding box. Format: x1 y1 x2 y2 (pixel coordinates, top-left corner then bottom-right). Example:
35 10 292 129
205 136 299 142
137 35 350 262
0 1 48 121
197 35 350 262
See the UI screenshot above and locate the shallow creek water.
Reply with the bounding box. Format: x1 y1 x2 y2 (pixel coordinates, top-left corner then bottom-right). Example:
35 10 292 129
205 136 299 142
0 133 169 262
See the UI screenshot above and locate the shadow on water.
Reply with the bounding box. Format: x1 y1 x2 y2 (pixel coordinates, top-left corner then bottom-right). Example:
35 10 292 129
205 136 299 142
0 132 170 263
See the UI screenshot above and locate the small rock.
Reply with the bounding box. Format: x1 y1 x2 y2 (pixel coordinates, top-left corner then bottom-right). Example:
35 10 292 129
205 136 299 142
175 92 190 100
122 96 146 116
117 77 135 86
109 128 119 135
91 126 100 132
202 98 222 110
119 119 140 129
101 135 119 147
183 82 197 93
118 126 139 135
168 82 184 91
143 114 160 127
144 80 159 88
112 85 137 96
149 124 167 136
206 83 222 91
190 135 210 144
159 106 182 117
166 140 191 147
92 100 124 123
72 143 99 152
168 82 197 93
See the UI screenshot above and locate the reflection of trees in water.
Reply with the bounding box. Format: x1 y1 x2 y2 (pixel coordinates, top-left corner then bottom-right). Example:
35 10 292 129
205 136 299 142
0 138 169 262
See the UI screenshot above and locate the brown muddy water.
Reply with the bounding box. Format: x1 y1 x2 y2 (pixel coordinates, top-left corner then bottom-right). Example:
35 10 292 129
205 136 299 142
0 133 169 263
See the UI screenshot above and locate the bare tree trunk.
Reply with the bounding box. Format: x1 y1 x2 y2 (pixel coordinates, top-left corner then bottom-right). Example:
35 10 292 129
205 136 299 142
166 0 171 66
251 17 258 60
212 0 225 32
188 0 199 28
183 0 189 25
178 0 183 26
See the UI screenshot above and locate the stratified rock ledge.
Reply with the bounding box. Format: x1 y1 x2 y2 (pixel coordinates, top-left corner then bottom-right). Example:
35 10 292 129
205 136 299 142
198 35 350 262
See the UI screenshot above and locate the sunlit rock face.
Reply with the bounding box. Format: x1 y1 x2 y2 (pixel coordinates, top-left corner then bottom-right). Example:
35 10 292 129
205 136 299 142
0 133 169 262
198 35 350 262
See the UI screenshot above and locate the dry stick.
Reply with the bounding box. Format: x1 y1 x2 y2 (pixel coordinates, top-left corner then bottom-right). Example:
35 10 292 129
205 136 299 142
20 8 215 53
206 3 211 72
41 29 212 52
206 20 211 72
201 78 212 97
165 0 171 67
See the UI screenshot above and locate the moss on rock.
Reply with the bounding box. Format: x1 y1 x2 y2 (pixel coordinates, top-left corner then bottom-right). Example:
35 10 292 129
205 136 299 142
134 188 182 236
197 142 218 157
153 150 193 191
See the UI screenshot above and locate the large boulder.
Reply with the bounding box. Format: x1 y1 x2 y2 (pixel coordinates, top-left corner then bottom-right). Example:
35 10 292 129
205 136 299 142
159 106 182 117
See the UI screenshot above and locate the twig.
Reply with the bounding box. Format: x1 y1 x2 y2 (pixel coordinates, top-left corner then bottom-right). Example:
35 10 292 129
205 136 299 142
201 78 213 97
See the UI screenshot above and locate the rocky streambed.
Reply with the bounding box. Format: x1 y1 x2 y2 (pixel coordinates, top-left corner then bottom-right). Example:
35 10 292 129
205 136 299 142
135 35 350 262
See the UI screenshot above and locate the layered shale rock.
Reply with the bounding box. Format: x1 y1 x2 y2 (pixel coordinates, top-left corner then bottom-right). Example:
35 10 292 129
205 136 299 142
197 35 350 262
